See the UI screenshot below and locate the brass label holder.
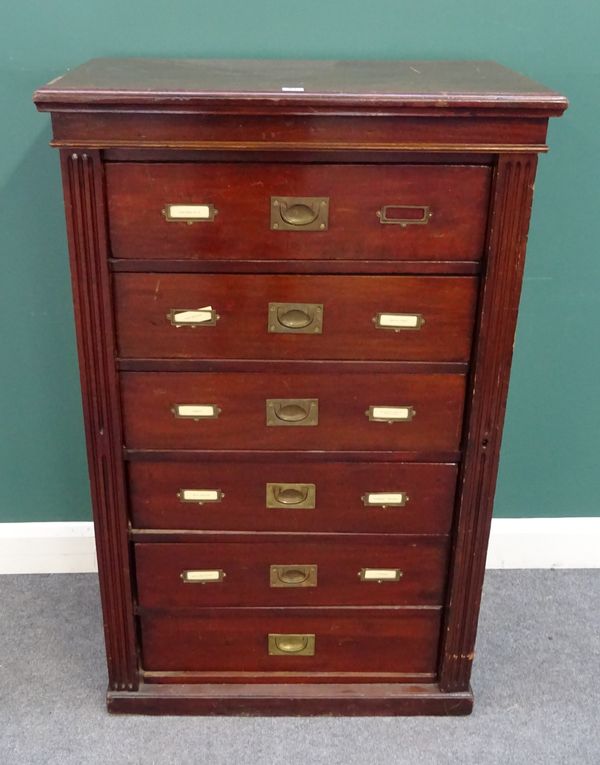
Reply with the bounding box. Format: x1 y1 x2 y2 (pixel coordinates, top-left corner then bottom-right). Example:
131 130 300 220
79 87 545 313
162 203 218 224
181 569 225 584
373 313 425 331
366 405 415 423
177 489 224 505
362 492 409 508
358 568 403 582
168 307 220 327
377 204 432 226
171 404 221 420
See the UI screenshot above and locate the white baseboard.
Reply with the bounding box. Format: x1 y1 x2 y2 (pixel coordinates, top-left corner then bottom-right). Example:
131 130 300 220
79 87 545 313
0 522 98 574
485 517 600 569
0 518 598 574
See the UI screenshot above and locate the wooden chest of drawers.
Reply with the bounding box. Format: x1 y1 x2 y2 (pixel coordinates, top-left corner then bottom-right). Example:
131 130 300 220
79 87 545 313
34 58 567 715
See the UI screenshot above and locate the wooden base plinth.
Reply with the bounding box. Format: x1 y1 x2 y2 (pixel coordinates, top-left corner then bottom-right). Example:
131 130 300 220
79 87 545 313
107 682 473 716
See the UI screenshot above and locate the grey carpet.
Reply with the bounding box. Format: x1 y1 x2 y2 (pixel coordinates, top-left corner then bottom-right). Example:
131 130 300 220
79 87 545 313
0 571 598 765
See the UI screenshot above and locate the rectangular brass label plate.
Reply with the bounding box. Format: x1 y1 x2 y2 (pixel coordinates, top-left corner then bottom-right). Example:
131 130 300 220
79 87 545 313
171 404 221 420
374 313 424 331
181 569 225 583
362 492 408 507
177 489 224 505
268 633 315 656
377 204 432 226
162 204 217 223
168 307 219 327
359 568 403 582
366 406 415 422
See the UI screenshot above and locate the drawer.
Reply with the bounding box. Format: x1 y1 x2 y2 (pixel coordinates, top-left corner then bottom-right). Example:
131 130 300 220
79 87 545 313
139 608 442 676
128 461 457 534
120 371 467 452
106 163 491 261
115 274 477 362
134 538 448 607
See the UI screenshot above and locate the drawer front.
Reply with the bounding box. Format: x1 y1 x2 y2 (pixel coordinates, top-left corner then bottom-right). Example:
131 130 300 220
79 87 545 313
129 461 457 534
121 371 466 451
135 538 448 607
106 163 491 261
140 608 442 675
115 274 477 362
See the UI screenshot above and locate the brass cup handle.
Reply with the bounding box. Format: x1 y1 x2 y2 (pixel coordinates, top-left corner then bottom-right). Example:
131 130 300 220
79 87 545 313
270 564 317 588
273 402 310 423
268 633 316 655
273 635 311 653
278 568 309 585
268 303 323 334
266 482 316 509
266 398 319 427
271 197 329 231
277 306 315 329
273 486 309 505
277 200 320 227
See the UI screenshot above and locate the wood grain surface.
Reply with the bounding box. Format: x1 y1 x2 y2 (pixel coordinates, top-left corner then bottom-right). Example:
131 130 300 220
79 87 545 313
139 607 443 675
120 371 467 451
134 536 449 607
115 274 477 361
127 460 457 534
106 163 491 261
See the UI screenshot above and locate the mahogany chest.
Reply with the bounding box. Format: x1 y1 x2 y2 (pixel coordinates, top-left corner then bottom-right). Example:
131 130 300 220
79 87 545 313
34 59 567 715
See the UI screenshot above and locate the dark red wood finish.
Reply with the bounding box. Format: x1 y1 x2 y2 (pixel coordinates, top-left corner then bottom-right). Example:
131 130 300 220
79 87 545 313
34 58 566 715
106 683 474 716
139 607 442 676
51 111 550 153
135 537 449 608
439 154 540 692
127 460 457 534
33 59 566 113
143 670 436 685
59 151 138 692
119 359 467 374
120 371 467 451
126 448 463 464
106 163 490 262
115 274 477 361
111 257 482 275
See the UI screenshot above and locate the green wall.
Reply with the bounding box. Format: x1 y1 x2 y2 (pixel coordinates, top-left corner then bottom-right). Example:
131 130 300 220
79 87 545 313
1 1 598 522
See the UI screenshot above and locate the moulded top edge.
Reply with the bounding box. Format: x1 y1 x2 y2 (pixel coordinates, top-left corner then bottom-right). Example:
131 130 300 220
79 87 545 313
33 58 568 116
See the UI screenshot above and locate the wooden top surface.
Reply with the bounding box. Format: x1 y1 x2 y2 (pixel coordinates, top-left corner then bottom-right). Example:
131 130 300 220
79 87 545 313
34 58 567 115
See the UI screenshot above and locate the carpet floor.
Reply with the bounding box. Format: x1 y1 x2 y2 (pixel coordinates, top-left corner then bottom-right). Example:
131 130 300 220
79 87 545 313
0 570 598 764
